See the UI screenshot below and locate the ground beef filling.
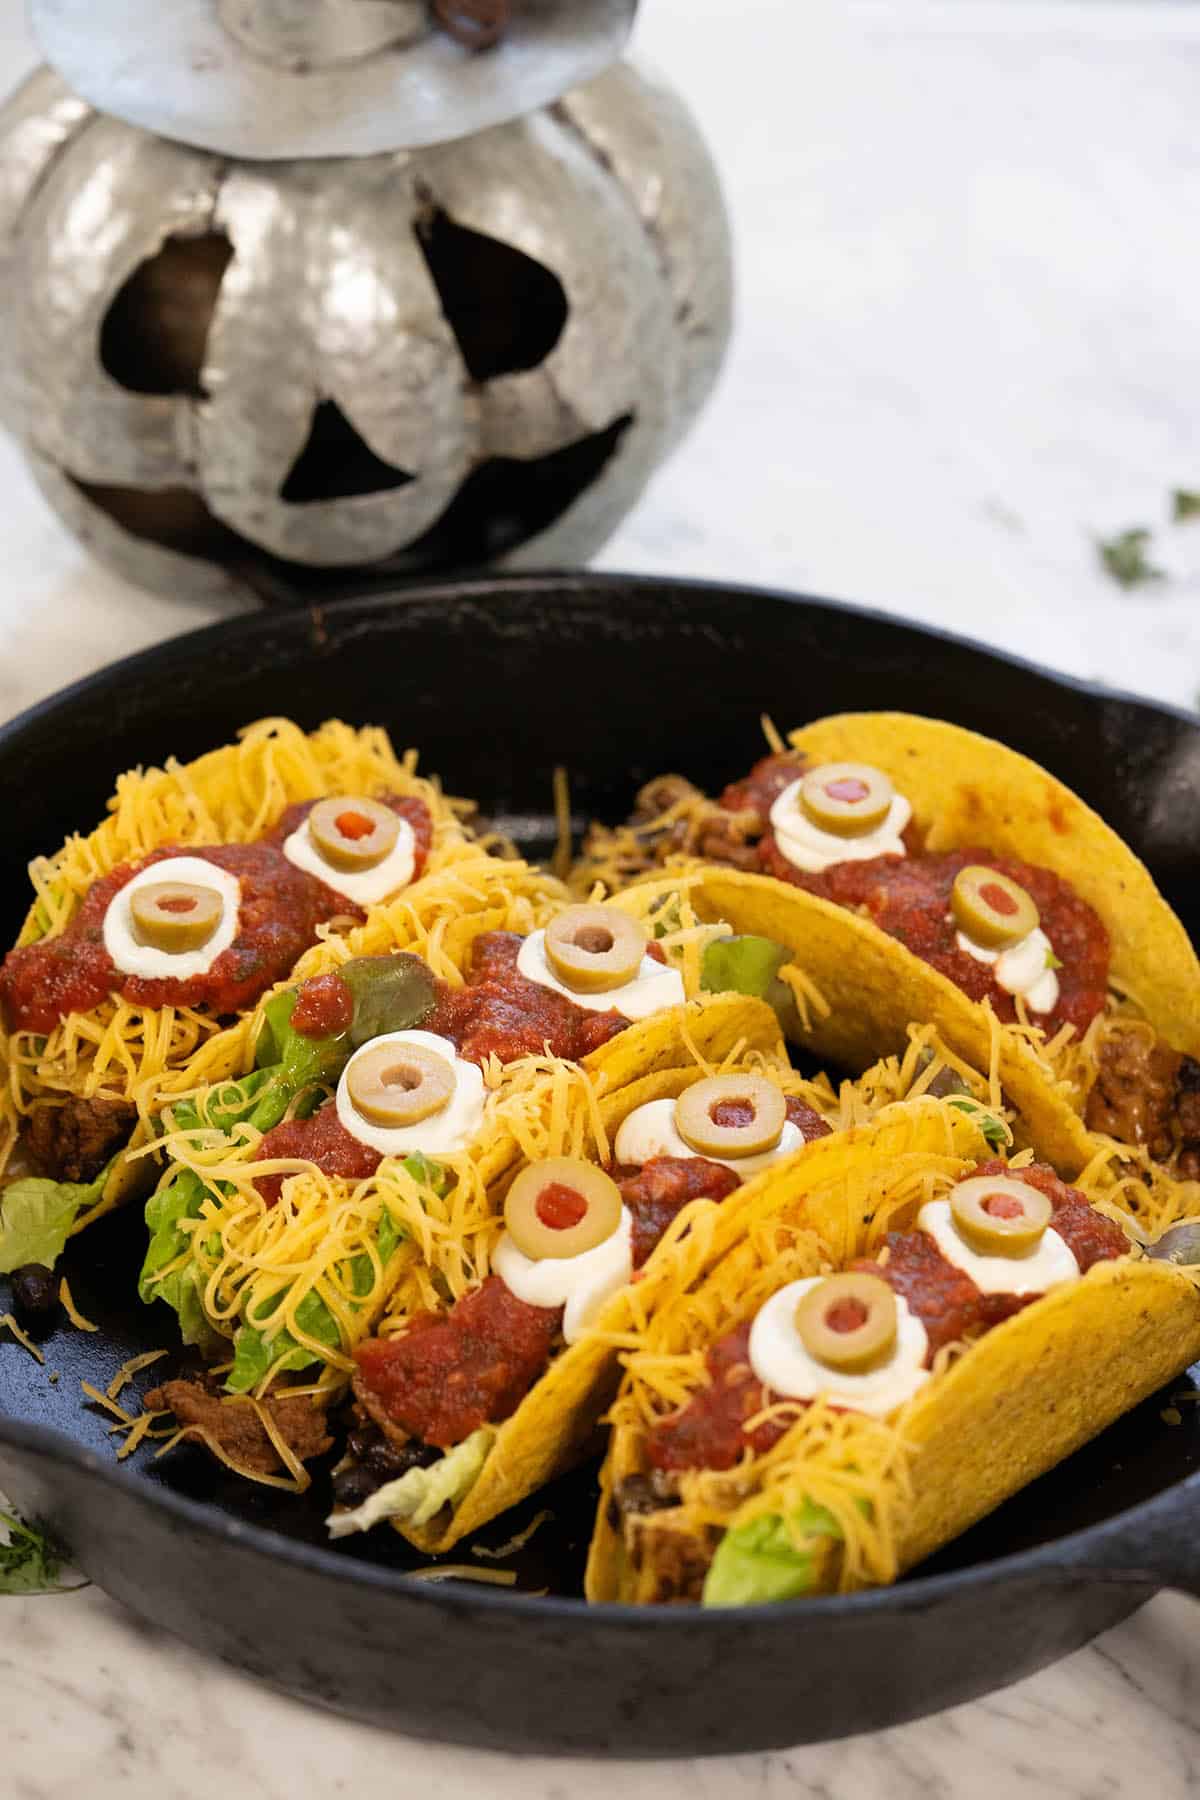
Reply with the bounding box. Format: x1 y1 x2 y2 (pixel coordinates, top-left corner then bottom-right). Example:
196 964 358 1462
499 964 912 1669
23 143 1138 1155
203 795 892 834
639 1161 1126 1480
1084 1027 1200 1179
24 1094 136 1184
146 1378 332 1475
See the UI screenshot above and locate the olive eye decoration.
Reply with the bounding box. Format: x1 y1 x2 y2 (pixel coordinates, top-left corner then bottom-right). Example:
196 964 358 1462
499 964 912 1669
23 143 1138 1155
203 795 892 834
543 904 648 994
951 866 1039 950
504 1157 624 1261
949 1175 1052 1256
308 796 401 873
673 1074 787 1160
129 880 226 953
794 1272 898 1372
345 1041 456 1128
798 763 894 837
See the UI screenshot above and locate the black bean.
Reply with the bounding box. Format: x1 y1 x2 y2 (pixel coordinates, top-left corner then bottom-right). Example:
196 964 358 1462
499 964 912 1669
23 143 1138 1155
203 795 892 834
332 1465 378 1509
11 1264 59 1321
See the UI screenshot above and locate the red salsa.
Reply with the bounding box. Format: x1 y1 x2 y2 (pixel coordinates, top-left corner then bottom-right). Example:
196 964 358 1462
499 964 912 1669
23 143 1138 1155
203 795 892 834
290 970 355 1039
427 931 629 1065
0 843 350 1035
755 842 1109 1036
255 1104 382 1207
355 1276 561 1447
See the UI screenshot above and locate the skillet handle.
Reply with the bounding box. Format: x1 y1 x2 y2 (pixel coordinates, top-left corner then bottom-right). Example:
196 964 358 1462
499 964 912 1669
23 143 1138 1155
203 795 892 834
1052 1483 1200 1601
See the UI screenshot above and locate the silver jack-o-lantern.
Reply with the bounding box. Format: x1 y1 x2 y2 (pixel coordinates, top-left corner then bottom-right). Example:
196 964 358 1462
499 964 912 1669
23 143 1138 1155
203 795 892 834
0 1 733 601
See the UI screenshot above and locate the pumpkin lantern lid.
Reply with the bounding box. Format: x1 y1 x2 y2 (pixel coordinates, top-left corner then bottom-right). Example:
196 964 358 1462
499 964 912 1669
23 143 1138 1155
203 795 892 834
29 0 639 160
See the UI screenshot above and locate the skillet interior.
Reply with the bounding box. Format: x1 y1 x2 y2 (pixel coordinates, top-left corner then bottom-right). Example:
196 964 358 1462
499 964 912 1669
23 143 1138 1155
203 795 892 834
2 572 1200 1754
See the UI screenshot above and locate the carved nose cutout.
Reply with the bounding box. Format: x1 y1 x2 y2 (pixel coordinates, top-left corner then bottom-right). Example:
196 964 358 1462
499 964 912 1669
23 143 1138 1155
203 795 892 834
280 400 416 504
416 206 568 382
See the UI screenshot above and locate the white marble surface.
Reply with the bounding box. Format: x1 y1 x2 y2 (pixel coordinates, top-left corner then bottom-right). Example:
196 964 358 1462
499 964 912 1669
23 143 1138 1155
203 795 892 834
3 0 1200 1794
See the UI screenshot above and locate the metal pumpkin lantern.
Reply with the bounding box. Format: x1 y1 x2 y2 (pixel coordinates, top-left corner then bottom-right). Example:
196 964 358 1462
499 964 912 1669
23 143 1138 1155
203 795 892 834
0 2 733 602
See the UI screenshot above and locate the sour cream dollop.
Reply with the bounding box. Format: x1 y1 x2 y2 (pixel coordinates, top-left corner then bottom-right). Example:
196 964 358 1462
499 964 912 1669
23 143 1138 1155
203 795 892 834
283 814 416 905
768 780 912 875
917 1197 1079 1295
335 1029 485 1157
493 1207 634 1344
517 929 685 1021
613 1096 803 1177
103 855 241 980
956 925 1060 1015
749 1277 930 1416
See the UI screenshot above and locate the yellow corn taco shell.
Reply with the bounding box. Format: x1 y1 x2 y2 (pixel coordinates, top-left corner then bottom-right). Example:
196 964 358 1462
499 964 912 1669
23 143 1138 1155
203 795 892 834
586 1120 1200 1604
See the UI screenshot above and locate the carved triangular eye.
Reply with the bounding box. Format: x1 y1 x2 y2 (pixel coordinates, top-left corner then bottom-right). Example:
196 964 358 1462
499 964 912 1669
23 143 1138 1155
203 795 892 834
416 207 568 382
100 233 234 399
280 400 416 504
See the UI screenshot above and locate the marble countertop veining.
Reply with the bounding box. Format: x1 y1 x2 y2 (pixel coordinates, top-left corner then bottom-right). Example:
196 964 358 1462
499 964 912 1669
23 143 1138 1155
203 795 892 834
2 1 1200 1794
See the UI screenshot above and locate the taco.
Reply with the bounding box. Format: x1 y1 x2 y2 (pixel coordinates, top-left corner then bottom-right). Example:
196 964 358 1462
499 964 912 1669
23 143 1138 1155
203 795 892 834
0 715 555 1277
586 1110 1200 1606
138 898 794 1487
575 711 1200 1211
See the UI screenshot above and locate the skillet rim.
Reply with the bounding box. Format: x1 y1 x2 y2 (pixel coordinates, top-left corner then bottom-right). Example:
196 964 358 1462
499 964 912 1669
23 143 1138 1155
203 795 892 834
0 568 1196 1626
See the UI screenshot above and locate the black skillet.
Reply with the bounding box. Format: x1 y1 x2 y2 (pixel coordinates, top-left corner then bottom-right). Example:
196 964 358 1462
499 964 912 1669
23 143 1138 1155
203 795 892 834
2 573 1200 1757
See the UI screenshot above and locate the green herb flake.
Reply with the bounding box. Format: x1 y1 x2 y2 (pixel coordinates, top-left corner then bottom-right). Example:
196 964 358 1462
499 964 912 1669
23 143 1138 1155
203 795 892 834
0 1508 84 1597
1172 490 1200 523
1097 528 1165 590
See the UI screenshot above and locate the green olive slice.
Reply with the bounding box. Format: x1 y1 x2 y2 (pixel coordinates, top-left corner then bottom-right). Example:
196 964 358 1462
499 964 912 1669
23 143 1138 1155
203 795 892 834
674 1074 787 1160
504 1157 624 1261
345 1041 456 1128
308 796 400 873
795 1272 898 1372
951 866 1039 950
798 762 894 837
129 880 225 953
543 904 648 995
949 1174 1052 1256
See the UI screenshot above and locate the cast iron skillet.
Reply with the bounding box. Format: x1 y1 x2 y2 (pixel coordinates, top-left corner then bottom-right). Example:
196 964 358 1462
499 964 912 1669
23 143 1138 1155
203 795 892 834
2 573 1200 1758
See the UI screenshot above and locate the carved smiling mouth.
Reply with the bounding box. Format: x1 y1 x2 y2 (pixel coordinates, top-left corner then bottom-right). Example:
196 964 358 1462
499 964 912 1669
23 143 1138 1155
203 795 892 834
67 411 635 595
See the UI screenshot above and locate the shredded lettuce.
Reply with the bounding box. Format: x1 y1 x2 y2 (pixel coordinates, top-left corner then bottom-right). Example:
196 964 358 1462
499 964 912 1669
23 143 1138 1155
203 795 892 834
701 935 802 1039
327 1428 495 1538
702 1501 842 1607
0 1160 115 1276
138 1170 226 1356
0 1508 82 1596
225 1204 402 1393
946 1095 1011 1152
